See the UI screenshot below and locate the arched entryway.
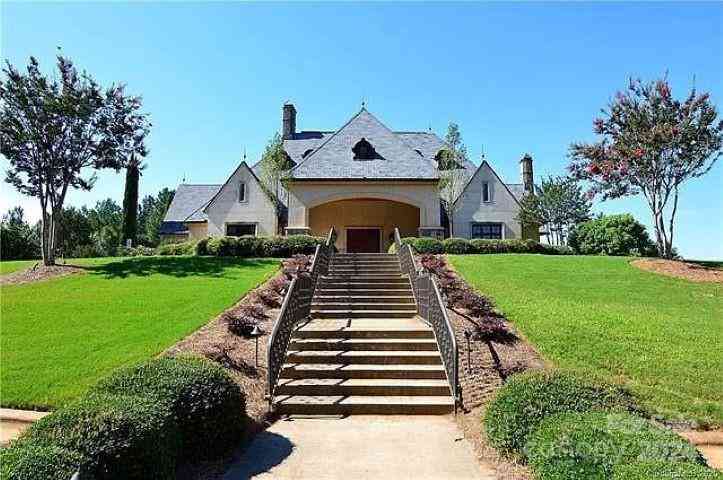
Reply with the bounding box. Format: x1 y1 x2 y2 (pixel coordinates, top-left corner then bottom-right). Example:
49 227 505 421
309 198 420 252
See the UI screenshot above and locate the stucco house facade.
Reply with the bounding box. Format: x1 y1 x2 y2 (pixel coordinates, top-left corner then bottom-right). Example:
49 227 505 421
161 103 538 252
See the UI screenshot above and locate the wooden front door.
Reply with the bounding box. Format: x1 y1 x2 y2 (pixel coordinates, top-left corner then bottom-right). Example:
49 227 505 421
346 228 381 253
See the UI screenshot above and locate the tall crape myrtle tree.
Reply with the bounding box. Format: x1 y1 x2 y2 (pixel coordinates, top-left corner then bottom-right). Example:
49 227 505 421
516 176 592 246
259 132 293 233
569 76 722 258
438 122 470 237
1 55 150 265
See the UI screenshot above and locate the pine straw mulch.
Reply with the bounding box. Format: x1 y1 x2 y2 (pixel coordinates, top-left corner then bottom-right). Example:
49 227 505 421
632 258 723 283
417 254 547 479
0 263 86 286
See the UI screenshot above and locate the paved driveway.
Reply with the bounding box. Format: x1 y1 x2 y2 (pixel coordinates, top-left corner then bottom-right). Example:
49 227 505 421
224 415 494 479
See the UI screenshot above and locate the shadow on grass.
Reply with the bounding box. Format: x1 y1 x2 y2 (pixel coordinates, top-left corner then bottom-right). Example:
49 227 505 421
87 256 279 279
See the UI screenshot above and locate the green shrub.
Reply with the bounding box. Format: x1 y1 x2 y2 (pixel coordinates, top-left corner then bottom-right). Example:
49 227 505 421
286 235 324 255
443 237 473 254
206 236 237 256
257 236 291 257
157 240 196 256
0 443 82 480
93 356 245 460
568 214 656 256
525 412 706 480
194 237 210 256
401 236 444 254
612 461 722 479
21 394 179 480
387 243 397 253
235 235 262 256
484 369 637 455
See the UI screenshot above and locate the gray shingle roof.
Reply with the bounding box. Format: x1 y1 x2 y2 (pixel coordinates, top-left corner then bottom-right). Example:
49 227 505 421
506 183 526 201
283 131 334 164
289 109 439 180
163 184 221 222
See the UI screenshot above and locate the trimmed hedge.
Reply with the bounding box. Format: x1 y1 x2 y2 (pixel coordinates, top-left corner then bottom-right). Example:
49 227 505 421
612 461 723 480
20 393 179 480
92 356 246 460
400 236 570 255
0 443 82 480
525 411 706 480
484 370 637 455
157 240 196 256
197 235 324 258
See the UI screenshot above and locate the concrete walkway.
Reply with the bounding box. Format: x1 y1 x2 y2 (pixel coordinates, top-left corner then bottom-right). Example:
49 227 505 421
224 415 494 479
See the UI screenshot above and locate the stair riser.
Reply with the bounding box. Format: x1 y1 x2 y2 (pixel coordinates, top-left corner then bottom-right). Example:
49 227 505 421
289 341 437 351
318 283 412 290
275 385 451 396
329 269 402 275
315 289 412 297
280 368 445 379
311 303 415 311
313 297 414 304
311 311 417 319
330 263 400 268
293 330 434 339
286 354 441 365
334 255 396 259
276 403 452 415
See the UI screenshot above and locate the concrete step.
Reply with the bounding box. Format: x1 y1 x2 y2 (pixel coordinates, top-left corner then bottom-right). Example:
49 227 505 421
280 363 445 379
289 338 438 351
334 254 396 259
329 268 402 274
319 277 410 285
313 295 414 304
330 260 400 266
311 309 418 319
286 350 442 365
311 303 416 311
275 378 451 396
274 395 454 415
317 282 412 291
323 274 406 280
314 289 413 297
294 320 433 339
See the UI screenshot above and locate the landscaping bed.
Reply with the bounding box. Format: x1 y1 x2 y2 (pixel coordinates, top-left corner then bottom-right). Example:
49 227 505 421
633 258 723 283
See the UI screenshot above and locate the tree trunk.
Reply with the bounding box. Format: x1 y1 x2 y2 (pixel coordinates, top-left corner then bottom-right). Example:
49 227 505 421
122 165 140 246
40 210 51 266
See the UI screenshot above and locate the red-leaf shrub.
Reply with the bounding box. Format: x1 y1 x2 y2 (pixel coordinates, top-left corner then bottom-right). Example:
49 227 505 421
256 288 281 308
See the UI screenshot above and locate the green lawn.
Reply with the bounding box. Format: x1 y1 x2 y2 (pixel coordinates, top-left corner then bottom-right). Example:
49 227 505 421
0 256 279 410
450 254 723 427
0 259 37 275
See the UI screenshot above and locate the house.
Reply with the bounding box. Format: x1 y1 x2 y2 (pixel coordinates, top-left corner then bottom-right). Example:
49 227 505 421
161 103 538 252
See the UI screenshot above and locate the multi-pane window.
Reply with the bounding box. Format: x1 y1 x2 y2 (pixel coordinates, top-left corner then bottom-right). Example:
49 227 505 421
471 222 503 239
238 182 246 202
482 182 491 202
226 223 256 237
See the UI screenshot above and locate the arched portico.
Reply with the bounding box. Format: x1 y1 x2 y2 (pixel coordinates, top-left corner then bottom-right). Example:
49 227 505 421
309 198 420 252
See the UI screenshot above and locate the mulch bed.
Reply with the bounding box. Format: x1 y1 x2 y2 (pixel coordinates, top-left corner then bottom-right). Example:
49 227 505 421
0 264 86 286
632 258 723 283
416 254 545 479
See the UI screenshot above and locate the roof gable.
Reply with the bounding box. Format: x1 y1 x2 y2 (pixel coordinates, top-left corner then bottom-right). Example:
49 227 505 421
290 109 439 180
453 160 522 207
203 161 266 213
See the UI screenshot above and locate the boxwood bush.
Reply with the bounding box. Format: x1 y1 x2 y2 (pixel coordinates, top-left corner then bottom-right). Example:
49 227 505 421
484 370 637 455
525 411 706 480
0 443 82 480
443 237 473 254
157 240 197 256
19 393 179 480
612 461 722 479
401 237 444 254
92 356 245 460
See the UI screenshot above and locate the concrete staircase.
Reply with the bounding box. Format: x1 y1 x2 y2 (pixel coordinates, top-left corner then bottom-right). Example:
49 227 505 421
273 253 454 415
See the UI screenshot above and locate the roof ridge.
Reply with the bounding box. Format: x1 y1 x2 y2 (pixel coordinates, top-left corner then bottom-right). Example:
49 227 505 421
179 183 222 187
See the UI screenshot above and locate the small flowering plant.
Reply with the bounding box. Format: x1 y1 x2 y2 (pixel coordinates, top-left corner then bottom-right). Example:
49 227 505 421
568 76 723 258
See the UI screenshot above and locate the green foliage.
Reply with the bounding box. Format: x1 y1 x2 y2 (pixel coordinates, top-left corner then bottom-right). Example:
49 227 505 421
118 245 155 257
612 461 723 480
140 188 175 246
484 369 637 455
525 411 705 480
569 76 723 258
121 161 142 245
206 236 236 256
0 443 82 480
201 235 323 258
0 207 40 260
21 393 179 480
516 176 592 246
401 237 445 254
87 198 124 256
194 237 209 256
157 240 196 256
443 237 473 254
568 214 656 256
93 356 245 460
285 234 325 254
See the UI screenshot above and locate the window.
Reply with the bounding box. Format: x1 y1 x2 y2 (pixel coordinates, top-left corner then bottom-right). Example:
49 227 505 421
238 182 246 202
352 138 382 160
482 182 491 203
471 222 503 239
226 223 256 237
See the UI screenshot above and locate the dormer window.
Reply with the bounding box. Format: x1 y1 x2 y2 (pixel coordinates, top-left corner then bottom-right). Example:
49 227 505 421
301 148 314 159
352 138 381 160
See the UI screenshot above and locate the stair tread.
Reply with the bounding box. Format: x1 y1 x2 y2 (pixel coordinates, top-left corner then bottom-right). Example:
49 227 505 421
313 296 413 300
311 302 415 307
288 350 440 357
274 395 454 405
292 338 436 344
282 363 444 371
298 319 428 328
278 378 448 386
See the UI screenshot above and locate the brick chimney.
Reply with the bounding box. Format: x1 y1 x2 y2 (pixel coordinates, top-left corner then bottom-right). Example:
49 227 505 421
520 154 534 194
282 103 296 140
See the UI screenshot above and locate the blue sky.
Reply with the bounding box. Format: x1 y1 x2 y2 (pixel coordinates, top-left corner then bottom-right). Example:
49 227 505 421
1 2 721 259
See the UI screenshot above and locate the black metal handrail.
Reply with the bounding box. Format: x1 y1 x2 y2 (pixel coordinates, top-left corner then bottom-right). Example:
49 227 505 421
267 227 336 405
394 228 459 413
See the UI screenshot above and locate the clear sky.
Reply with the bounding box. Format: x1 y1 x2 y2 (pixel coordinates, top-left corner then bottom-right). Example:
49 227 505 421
1 2 721 259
